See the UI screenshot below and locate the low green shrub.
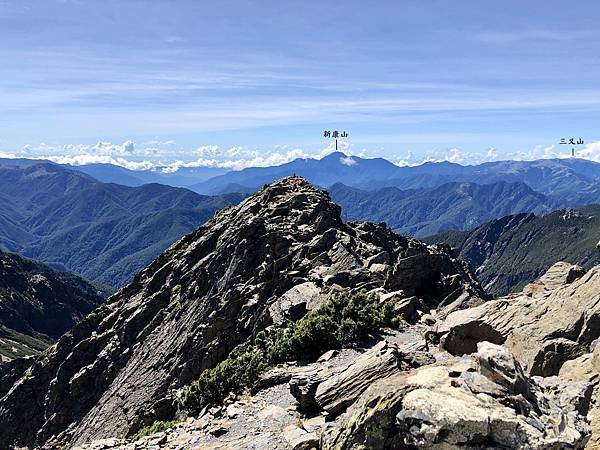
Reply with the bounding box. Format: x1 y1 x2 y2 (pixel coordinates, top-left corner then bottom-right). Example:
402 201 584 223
265 291 398 363
133 420 178 440
177 291 400 415
178 349 268 414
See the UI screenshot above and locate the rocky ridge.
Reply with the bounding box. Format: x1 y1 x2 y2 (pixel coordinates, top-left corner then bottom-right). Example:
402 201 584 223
0 177 483 449
72 332 594 450
3 177 598 450
71 260 600 450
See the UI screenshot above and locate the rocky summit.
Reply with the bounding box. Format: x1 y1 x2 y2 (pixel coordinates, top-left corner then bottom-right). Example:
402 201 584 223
0 176 598 450
0 177 482 449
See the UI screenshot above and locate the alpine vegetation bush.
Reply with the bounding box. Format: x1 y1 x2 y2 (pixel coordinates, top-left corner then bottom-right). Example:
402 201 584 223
177 291 401 414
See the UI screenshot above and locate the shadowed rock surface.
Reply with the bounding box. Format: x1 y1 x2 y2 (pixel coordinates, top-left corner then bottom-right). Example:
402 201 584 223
0 250 105 361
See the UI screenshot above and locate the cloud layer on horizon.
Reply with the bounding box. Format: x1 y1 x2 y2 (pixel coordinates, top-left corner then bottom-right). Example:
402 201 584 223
3 138 600 173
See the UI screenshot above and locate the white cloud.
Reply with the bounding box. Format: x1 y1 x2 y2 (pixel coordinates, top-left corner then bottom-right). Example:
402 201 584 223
87 140 135 156
29 154 154 170
393 151 414 167
393 141 600 168
6 137 600 175
444 148 464 164
576 141 600 162
316 139 350 159
138 139 177 156
194 144 219 156
217 148 310 170
157 146 312 172
21 140 137 157
339 155 356 166
12 140 156 170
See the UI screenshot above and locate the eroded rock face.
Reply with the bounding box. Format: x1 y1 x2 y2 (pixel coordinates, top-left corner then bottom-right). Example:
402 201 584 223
559 345 600 450
439 262 600 376
314 340 402 416
268 282 324 325
0 177 482 449
322 342 591 450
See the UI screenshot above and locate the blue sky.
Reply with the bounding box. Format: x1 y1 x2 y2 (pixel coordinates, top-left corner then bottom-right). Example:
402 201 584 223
2 0 600 169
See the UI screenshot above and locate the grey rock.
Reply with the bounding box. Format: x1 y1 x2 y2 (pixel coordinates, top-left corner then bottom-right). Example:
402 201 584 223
0 356 34 398
439 262 600 376
322 341 591 450
317 350 338 363
289 368 327 411
393 296 425 323
282 425 319 450
523 261 586 297
252 365 295 394
315 340 402 416
268 282 322 325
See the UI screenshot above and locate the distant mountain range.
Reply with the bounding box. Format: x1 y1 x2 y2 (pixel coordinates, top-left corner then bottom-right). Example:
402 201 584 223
425 205 600 296
1 154 599 288
186 153 600 208
0 250 105 361
0 158 228 188
188 152 402 194
0 162 244 287
70 163 229 187
3 153 599 207
329 181 559 236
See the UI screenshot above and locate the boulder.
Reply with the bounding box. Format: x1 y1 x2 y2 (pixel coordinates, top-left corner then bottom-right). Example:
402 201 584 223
559 345 600 449
268 282 323 325
315 340 402 416
252 365 295 393
523 261 586 297
282 425 319 450
289 368 327 411
317 349 338 363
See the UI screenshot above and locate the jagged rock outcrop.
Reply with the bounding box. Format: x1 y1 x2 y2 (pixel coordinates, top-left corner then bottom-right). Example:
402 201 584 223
559 344 600 450
60 252 600 449
314 340 402 415
0 177 483 449
322 342 591 449
0 355 34 397
0 250 105 361
439 262 600 376
68 335 595 450
288 340 405 415
522 261 586 296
